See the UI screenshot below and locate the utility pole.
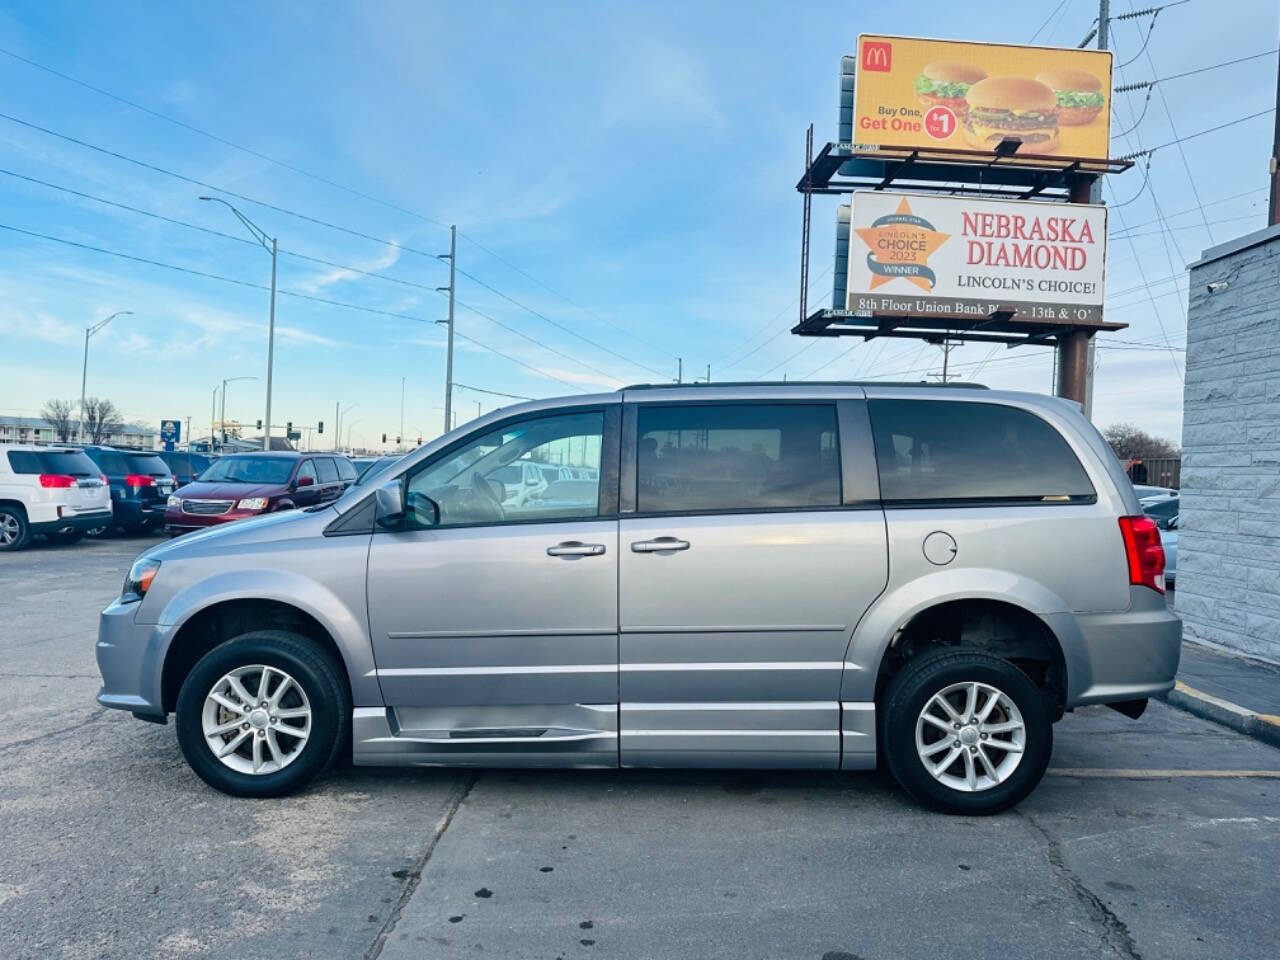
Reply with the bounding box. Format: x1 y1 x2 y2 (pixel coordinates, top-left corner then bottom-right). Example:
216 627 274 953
399 377 405 452
1082 0 1109 420
438 225 457 434
210 386 218 452
705 363 711 384
677 358 683 383
334 401 340 452
201 197 277 449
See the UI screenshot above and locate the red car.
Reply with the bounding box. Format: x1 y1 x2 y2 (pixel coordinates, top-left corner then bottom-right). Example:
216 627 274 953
164 452 356 534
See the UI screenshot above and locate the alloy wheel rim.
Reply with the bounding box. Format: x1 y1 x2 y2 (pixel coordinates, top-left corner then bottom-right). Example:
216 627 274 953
201 664 312 775
0 514 19 544
915 681 1026 793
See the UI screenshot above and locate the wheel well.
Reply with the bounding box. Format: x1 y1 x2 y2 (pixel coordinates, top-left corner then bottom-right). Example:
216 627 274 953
874 599 1067 720
161 598 349 712
0 499 28 515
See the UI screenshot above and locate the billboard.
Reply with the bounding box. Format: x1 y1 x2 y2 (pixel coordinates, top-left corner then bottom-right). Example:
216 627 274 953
852 35 1112 161
846 191 1108 325
160 419 181 452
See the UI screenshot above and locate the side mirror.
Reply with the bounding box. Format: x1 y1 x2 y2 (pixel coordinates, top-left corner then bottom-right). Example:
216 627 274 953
374 480 406 529
296 475 315 487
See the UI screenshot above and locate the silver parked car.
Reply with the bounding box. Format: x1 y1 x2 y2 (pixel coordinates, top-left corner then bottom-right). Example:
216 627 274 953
96 383 1180 814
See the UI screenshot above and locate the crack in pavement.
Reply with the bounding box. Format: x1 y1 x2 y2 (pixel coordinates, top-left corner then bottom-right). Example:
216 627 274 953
364 772 479 960
1018 810 1143 960
0 707 110 755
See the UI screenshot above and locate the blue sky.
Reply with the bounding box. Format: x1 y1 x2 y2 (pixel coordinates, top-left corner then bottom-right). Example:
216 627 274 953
1 0 1276 449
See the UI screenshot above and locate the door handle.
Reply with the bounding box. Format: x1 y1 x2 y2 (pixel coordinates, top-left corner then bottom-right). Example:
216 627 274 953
631 537 690 553
546 541 606 557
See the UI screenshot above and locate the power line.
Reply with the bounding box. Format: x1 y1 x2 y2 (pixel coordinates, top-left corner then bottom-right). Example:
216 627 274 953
452 382 534 401
1116 109 1275 160
0 113 665 379
457 232 678 361
1114 48 1278 91
1029 0 1073 43
0 45 450 229
712 261 835 373
0 220 591 392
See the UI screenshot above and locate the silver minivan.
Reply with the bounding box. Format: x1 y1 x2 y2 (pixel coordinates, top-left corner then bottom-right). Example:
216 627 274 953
96 384 1180 814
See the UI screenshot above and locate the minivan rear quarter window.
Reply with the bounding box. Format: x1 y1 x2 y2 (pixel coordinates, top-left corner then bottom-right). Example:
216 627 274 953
636 403 840 513
868 399 1095 504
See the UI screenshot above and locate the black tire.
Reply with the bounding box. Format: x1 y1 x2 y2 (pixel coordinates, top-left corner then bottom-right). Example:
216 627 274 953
45 530 85 546
881 649 1052 816
0 505 31 552
175 631 349 798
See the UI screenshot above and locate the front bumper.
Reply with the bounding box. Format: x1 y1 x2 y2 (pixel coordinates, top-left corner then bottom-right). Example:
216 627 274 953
96 598 170 720
164 506 260 533
30 509 113 536
1052 588 1183 708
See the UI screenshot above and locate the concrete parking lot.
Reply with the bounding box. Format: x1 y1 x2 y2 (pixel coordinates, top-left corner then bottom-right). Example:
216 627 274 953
3 535 1279 960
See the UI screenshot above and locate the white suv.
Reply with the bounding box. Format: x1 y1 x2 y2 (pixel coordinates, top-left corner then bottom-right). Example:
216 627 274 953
0 445 113 550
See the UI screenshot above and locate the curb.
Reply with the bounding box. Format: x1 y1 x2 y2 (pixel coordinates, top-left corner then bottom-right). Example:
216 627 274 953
1161 681 1280 751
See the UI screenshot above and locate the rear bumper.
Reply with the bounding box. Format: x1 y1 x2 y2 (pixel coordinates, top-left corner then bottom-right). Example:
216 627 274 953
114 499 166 528
30 509 113 536
96 598 170 720
1051 589 1182 708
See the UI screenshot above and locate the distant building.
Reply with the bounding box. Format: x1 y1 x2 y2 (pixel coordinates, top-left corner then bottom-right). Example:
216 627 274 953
0 415 158 449
1177 223 1280 662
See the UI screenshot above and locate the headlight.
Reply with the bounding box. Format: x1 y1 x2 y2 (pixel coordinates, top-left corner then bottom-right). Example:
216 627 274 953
166 495 180 508
237 497 268 511
121 558 160 604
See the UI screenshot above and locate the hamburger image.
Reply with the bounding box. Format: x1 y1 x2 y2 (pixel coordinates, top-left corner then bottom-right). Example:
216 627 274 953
914 61 988 115
961 76 1060 153
1035 68 1106 125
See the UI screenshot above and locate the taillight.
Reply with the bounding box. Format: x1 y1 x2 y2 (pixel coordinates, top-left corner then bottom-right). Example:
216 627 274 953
1119 516 1165 594
124 474 154 488
99 474 108 485
38 474 76 488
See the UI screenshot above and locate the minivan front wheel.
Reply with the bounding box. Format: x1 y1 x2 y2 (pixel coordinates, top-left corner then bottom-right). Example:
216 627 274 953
175 631 348 798
881 649 1051 815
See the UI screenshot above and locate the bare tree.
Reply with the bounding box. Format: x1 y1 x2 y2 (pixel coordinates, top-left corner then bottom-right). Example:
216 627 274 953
82 397 124 445
1103 422 1180 460
40 399 76 442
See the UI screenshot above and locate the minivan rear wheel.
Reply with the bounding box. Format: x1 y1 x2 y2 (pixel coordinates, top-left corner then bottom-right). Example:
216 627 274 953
175 631 348 798
881 649 1051 815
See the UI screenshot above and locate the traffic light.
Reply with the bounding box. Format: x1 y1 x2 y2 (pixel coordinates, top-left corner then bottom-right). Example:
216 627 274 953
287 421 293 434
396 436 401 444
256 419 263 430
381 433 387 443
416 436 422 445
317 421 323 434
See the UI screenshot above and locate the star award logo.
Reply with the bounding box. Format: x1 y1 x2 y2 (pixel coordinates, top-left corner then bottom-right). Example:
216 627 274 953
854 197 950 292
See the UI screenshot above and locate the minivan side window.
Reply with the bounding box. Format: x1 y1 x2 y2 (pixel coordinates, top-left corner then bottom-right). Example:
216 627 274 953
635 403 840 513
868 399 1095 504
335 458 357 482
404 410 605 528
296 460 318 484
315 458 339 483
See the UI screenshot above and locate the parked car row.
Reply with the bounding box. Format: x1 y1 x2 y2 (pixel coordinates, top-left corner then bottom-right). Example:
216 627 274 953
0 444 398 551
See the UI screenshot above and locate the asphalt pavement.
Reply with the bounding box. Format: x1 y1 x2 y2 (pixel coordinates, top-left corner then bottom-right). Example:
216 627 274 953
3 534 1279 960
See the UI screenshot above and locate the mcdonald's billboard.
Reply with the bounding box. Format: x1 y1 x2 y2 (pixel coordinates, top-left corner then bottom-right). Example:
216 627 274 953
852 35 1113 161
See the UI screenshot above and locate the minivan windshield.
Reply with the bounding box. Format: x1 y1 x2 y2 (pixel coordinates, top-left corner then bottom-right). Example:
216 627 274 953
197 456 295 484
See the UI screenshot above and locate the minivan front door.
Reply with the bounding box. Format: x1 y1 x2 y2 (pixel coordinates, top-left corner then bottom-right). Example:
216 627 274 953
365 406 620 767
618 400 888 769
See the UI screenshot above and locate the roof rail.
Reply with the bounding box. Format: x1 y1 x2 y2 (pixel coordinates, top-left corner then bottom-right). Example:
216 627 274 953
620 380 989 391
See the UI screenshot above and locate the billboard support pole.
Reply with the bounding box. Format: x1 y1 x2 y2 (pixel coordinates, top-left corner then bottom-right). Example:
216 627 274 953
800 123 814 326
1057 173 1097 405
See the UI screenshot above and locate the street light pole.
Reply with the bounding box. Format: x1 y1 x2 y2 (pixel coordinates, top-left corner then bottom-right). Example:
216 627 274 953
400 377 405 451
200 197 277 449
220 376 257 444
210 386 218 451
79 310 132 442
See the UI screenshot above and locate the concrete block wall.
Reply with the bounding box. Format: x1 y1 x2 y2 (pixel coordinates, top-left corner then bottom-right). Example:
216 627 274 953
1177 225 1280 661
